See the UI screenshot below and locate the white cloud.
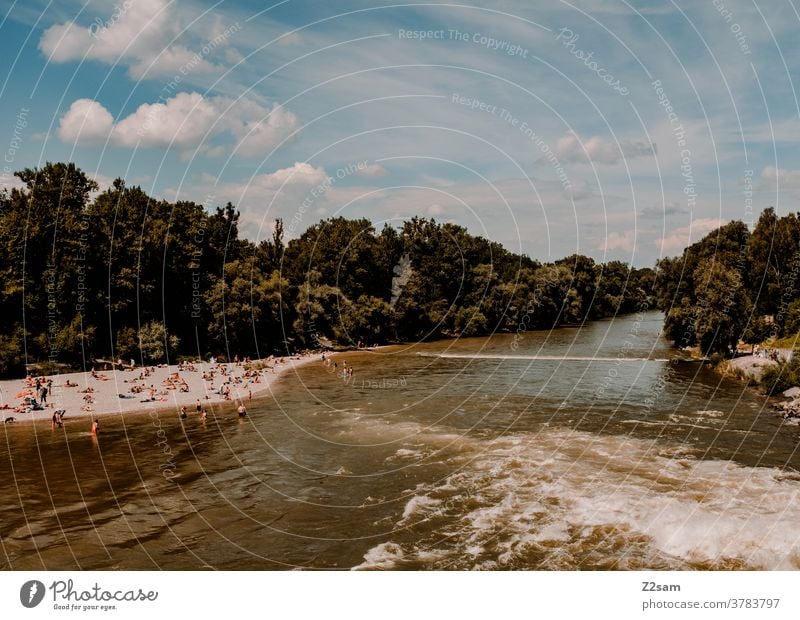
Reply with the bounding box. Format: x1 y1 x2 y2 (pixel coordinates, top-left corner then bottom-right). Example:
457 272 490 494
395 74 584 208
600 230 636 252
88 172 116 196
760 166 800 188
112 92 221 148
657 218 726 254
357 163 388 177
554 130 656 165
166 162 329 237
39 0 224 79
0 173 25 192
232 100 298 156
56 98 115 143
57 92 298 155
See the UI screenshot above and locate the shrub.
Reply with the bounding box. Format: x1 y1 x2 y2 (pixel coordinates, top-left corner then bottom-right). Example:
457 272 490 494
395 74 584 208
760 358 800 395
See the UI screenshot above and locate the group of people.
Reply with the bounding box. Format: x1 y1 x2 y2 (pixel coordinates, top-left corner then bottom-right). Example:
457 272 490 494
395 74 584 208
177 399 246 421
321 353 355 380
3 352 310 434
179 401 210 421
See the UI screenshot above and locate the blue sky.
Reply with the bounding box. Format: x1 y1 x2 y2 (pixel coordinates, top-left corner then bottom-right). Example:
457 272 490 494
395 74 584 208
1 0 799 266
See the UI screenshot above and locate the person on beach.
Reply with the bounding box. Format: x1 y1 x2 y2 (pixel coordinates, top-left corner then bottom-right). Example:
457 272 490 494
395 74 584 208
195 399 202 414
91 419 99 434
52 411 62 429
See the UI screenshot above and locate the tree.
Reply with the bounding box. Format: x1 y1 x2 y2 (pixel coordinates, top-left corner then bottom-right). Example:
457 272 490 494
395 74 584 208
743 316 772 351
0 160 670 373
692 261 750 355
137 321 179 363
205 260 290 357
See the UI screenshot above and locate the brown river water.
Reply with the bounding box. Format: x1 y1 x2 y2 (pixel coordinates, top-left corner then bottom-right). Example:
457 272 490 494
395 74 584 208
2 312 800 570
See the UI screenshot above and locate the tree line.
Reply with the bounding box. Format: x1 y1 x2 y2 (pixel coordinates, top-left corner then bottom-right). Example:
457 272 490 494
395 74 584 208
0 162 655 376
655 207 800 357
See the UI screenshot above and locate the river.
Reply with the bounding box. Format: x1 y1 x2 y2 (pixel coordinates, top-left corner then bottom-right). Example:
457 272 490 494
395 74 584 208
2 312 799 570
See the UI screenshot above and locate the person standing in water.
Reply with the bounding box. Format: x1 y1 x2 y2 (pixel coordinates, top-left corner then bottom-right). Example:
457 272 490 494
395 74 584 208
91 419 99 434
180 406 188 419
237 403 247 417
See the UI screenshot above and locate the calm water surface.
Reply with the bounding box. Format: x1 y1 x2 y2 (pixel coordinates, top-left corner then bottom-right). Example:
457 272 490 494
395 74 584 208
3 312 800 570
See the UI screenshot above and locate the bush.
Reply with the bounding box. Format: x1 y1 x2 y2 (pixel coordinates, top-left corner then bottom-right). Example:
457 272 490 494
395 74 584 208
137 321 180 363
0 332 25 377
760 358 800 395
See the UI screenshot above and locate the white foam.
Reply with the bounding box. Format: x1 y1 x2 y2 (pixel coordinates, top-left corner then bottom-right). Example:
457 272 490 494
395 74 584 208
696 410 725 418
386 448 425 461
400 495 441 522
365 428 800 569
352 542 404 570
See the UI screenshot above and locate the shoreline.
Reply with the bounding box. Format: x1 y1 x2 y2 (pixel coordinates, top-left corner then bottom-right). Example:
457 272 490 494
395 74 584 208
0 353 319 428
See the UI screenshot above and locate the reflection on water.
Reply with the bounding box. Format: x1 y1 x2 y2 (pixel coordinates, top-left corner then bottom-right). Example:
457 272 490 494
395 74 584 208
2 312 799 569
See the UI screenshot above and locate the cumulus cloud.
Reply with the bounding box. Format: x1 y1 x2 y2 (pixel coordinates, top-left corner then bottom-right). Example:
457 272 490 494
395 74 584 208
55 98 115 143
657 218 725 254
554 130 656 165
39 0 227 79
57 92 298 155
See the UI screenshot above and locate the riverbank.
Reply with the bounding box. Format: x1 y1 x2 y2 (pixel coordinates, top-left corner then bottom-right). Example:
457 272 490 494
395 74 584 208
0 354 319 426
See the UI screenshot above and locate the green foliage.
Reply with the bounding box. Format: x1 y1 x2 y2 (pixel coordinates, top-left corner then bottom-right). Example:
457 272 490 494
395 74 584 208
0 162 656 375
781 300 800 337
137 321 179 363
0 330 24 376
655 219 757 355
692 260 751 355
655 208 800 357
760 358 800 396
743 316 772 346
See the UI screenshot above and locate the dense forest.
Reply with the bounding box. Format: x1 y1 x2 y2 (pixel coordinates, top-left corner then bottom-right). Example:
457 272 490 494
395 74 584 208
655 207 800 357
0 162 655 376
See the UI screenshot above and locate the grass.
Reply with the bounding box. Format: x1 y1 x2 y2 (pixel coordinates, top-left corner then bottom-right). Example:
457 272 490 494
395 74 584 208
767 332 800 350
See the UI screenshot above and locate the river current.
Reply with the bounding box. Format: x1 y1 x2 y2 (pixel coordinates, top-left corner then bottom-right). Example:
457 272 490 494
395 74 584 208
3 312 799 570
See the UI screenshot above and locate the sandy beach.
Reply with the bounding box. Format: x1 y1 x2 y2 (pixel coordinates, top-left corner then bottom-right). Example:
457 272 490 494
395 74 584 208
0 354 319 426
